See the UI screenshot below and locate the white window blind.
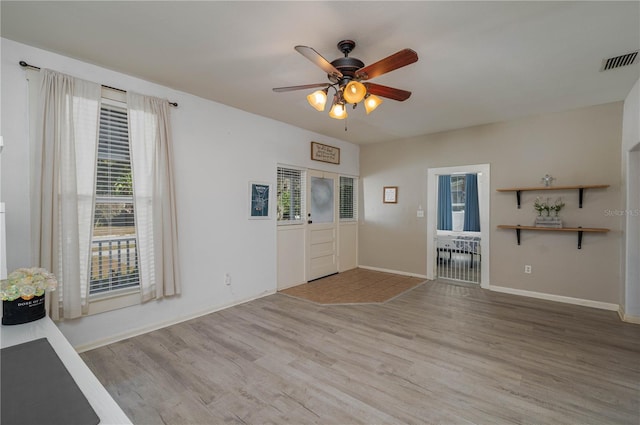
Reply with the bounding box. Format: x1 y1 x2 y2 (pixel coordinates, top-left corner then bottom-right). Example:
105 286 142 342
277 167 306 224
89 99 140 295
340 176 358 221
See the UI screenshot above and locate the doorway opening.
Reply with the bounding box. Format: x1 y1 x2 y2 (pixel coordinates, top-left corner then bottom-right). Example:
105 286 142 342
426 164 490 288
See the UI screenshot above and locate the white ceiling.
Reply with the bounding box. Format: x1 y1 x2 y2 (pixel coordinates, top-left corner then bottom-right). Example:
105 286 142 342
2 1 639 145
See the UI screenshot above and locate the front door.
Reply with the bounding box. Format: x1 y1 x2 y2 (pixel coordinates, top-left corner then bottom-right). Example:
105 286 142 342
306 170 338 281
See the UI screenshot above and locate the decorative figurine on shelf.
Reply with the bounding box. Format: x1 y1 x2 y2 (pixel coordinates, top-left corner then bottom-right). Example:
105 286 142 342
541 174 555 187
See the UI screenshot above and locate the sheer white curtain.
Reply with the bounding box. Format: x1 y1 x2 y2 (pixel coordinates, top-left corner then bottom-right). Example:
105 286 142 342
34 69 101 320
127 92 181 302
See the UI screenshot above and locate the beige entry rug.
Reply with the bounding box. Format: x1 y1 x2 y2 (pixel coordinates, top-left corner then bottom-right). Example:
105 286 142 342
279 268 425 305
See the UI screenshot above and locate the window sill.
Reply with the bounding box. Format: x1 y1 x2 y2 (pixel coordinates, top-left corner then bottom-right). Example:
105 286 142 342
88 288 140 315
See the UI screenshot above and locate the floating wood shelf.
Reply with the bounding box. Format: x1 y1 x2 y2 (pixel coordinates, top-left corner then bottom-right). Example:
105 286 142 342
496 185 609 208
497 225 610 249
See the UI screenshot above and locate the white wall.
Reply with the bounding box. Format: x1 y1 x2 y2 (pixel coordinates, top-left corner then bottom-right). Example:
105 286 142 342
338 221 358 272
621 78 640 321
360 102 623 306
0 38 359 348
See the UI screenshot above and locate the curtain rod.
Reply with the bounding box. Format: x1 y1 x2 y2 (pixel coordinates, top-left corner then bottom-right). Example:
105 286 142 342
19 61 178 108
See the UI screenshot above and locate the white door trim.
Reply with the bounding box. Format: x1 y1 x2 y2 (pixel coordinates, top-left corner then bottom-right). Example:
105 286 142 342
624 144 640 317
426 164 491 288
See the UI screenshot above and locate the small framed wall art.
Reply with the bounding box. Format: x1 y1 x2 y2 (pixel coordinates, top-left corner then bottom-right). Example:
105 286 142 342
249 181 271 219
383 186 398 203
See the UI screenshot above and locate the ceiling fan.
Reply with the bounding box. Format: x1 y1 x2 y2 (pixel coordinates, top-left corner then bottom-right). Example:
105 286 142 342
273 40 418 119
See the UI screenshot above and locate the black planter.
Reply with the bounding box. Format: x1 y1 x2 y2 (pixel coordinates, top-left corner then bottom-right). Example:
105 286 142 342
2 295 46 325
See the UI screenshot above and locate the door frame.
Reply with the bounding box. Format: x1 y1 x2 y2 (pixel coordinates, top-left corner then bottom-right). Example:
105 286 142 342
426 164 491 288
624 144 640 318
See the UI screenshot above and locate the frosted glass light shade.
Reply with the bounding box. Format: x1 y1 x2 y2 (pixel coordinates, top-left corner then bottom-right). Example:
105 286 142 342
343 81 367 104
307 90 327 111
329 103 348 119
364 94 383 114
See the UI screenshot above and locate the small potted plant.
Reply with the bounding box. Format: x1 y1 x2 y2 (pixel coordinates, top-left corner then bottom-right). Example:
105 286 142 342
549 198 565 217
534 197 549 216
534 197 563 228
1 268 57 325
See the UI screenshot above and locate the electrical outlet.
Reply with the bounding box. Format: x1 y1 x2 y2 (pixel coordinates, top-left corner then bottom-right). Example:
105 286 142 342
224 273 231 285
524 265 532 274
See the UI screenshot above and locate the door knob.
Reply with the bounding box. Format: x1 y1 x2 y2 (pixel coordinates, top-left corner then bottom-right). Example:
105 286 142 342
308 220 313 224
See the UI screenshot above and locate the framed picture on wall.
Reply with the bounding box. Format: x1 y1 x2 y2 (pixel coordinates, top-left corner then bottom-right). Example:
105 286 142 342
383 186 398 203
311 141 340 164
249 181 271 219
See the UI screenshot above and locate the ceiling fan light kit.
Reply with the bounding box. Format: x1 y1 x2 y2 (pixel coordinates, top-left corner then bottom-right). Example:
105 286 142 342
343 81 367 104
274 40 418 120
364 94 383 114
329 102 348 120
307 89 328 111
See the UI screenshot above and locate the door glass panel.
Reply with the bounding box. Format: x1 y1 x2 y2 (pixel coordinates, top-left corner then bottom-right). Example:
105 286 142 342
310 176 334 223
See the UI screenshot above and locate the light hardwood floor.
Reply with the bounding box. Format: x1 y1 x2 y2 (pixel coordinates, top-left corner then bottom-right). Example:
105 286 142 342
81 280 640 424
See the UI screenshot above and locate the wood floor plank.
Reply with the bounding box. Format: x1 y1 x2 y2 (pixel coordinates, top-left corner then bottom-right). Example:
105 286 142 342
81 279 640 424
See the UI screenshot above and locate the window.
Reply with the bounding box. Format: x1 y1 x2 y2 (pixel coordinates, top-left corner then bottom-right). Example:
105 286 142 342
339 176 358 221
89 98 139 296
277 167 305 224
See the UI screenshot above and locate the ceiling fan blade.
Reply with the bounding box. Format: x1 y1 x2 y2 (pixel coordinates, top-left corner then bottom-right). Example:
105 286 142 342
294 45 343 79
365 83 412 101
356 49 418 80
273 83 330 93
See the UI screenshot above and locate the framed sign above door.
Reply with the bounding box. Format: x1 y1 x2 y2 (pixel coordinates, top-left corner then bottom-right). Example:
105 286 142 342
311 142 340 165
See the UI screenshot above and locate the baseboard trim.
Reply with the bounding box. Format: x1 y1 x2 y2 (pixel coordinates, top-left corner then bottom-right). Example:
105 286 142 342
618 307 640 324
277 281 303 291
488 285 619 311
73 289 277 353
358 265 427 279
622 315 640 324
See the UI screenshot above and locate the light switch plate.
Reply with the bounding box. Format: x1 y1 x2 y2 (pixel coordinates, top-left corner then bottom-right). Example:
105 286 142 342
417 210 424 218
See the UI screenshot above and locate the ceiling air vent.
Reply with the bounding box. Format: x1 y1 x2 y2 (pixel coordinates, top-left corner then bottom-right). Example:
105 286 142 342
601 51 638 71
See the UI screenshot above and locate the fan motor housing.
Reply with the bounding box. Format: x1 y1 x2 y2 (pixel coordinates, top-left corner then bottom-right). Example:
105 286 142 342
329 57 365 83
328 39 365 84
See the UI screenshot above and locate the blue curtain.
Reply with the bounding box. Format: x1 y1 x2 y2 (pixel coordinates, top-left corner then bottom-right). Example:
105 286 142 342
437 175 452 230
464 173 481 231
